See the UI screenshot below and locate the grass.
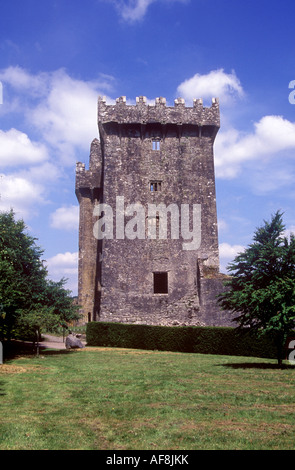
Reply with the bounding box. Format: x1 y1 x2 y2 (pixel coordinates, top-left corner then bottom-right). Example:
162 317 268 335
0 345 295 450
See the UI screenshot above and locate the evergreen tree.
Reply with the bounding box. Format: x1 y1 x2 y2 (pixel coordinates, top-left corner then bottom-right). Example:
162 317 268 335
218 211 295 367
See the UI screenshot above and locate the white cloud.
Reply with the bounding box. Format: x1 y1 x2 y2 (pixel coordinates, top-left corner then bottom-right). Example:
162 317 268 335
119 0 156 21
0 128 48 167
176 70 295 188
46 251 78 269
0 66 114 220
177 69 244 106
215 115 295 179
219 242 245 273
50 205 79 231
113 0 188 22
218 218 228 233
17 162 61 184
0 161 62 221
0 65 49 96
0 66 114 165
29 70 101 163
284 226 295 241
219 242 245 260
0 173 46 218
45 251 78 294
248 164 295 195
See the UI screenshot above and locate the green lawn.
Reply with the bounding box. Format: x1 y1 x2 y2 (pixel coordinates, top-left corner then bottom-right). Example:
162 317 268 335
0 346 295 450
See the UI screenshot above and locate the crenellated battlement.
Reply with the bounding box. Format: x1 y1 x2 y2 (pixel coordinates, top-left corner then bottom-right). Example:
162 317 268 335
97 95 220 128
75 139 102 201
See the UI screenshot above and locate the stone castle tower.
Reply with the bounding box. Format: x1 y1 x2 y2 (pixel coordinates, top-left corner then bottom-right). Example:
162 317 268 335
75 96 231 326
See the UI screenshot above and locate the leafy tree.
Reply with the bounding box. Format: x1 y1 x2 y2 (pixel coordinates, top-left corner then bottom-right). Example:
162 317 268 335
0 210 48 339
17 307 60 357
43 278 80 326
0 210 81 342
218 211 295 367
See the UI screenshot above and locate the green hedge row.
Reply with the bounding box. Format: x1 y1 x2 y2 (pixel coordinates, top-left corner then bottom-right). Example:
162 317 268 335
86 321 278 359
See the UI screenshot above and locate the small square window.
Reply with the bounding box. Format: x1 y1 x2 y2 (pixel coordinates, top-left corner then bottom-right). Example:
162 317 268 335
153 272 168 294
152 140 160 151
150 180 162 191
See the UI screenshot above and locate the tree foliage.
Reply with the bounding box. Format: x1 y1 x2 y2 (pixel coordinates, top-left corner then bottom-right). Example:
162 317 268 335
17 307 60 356
218 211 295 366
0 210 81 341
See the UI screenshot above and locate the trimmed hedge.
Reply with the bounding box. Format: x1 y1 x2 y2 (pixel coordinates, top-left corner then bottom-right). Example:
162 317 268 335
86 321 278 359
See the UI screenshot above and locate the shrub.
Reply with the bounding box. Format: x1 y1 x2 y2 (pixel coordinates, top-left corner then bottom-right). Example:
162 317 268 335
86 322 278 359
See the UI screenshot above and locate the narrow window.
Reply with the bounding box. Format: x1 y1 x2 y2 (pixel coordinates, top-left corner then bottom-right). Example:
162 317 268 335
153 272 168 294
147 215 160 238
150 180 162 191
152 140 160 151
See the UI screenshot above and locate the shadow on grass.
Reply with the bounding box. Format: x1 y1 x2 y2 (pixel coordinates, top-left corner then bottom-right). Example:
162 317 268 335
0 381 6 396
41 349 83 356
219 362 295 370
2 340 81 360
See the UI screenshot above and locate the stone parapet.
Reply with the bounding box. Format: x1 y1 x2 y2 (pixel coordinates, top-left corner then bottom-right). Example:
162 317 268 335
75 139 102 202
97 96 220 128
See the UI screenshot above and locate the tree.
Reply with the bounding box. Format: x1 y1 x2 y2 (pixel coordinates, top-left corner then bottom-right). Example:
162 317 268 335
0 210 48 340
17 307 60 357
0 210 81 342
218 211 295 367
43 278 80 326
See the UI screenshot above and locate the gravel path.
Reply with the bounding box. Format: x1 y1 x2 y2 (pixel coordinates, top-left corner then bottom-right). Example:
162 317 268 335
41 334 86 350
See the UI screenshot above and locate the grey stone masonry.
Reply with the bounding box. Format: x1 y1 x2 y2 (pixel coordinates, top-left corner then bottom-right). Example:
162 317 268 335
75 96 232 326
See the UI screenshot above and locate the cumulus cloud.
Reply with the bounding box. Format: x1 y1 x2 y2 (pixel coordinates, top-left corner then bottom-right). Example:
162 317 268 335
0 65 49 96
46 251 78 270
0 66 114 219
0 173 46 218
29 70 103 163
0 162 62 221
284 226 295 241
177 69 244 106
177 69 295 188
219 242 245 273
17 162 61 185
50 205 79 231
219 242 245 260
0 128 48 167
0 66 114 165
45 251 78 294
118 0 156 21
215 115 295 179
112 0 188 22
218 219 228 233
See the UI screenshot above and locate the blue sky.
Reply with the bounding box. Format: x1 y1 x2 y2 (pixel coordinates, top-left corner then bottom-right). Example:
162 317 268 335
0 0 295 295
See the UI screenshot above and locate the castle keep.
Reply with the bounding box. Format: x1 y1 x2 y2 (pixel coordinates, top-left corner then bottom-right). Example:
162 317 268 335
76 96 231 326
